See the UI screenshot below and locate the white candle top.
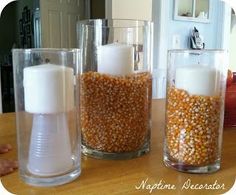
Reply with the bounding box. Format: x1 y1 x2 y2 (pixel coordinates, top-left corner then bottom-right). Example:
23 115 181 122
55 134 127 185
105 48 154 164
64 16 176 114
175 65 220 96
24 64 74 114
97 43 134 75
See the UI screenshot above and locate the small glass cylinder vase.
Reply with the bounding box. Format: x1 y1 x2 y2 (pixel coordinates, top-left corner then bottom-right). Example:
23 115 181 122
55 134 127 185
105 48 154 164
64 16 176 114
12 49 81 186
164 50 228 173
77 19 153 159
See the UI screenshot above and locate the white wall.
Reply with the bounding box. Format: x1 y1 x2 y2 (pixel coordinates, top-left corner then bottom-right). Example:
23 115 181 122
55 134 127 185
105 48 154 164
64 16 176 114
229 14 236 71
106 0 152 20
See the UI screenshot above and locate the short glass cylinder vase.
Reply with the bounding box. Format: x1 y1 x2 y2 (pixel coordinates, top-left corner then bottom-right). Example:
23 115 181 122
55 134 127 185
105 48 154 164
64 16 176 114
164 50 228 173
12 49 81 186
77 19 153 159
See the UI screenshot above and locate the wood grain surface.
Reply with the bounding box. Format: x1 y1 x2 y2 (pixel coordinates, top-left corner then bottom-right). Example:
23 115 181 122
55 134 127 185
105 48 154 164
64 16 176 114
0 100 235 195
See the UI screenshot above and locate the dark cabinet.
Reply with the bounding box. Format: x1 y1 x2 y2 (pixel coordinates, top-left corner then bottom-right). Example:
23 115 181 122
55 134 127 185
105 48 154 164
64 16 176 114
1 63 15 112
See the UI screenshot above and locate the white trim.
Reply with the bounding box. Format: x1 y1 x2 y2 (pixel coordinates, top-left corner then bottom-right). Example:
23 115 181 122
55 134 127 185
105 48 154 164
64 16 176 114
152 68 167 99
174 16 210 23
152 0 169 98
152 0 169 70
216 2 231 49
105 0 112 19
84 0 91 19
158 0 169 70
193 0 196 17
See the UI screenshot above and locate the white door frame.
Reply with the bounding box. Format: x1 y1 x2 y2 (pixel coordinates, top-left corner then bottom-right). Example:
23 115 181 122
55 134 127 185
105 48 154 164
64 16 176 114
105 0 112 19
152 0 169 70
152 0 169 98
216 2 231 50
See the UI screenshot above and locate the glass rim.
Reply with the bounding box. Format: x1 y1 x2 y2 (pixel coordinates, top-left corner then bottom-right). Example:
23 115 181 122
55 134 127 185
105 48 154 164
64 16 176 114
78 18 153 28
168 49 227 54
12 48 80 54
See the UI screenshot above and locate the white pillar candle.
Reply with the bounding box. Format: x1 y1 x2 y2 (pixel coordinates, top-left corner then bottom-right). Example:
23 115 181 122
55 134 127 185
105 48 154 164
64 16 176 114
24 64 74 114
175 66 220 96
97 43 134 75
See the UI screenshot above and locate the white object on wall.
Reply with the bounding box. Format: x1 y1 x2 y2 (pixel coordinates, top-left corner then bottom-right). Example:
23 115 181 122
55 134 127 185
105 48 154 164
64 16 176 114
172 34 181 49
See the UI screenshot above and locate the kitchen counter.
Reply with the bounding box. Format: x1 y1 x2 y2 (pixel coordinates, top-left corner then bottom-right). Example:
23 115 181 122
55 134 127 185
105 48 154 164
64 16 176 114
0 100 235 195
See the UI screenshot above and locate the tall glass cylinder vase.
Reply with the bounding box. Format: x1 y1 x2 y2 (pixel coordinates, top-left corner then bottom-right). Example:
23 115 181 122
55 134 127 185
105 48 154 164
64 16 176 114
12 49 81 186
164 50 228 173
77 19 153 159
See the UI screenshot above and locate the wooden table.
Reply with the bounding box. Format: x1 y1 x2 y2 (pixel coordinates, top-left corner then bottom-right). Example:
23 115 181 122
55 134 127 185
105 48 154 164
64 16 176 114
0 100 235 195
